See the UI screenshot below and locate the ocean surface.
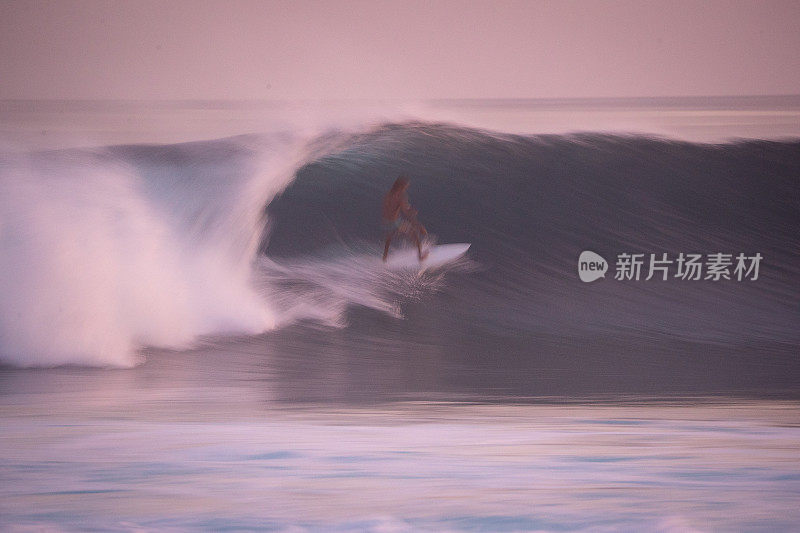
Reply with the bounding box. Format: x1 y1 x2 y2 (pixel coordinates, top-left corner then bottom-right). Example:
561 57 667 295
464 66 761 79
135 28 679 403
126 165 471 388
1 97 799 531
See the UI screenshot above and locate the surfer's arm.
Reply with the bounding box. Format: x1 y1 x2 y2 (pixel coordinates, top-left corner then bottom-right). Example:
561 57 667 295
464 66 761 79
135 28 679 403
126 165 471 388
400 198 417 219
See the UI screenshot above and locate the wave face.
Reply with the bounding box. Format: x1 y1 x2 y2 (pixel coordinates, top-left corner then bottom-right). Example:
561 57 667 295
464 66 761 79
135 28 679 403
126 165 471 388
1 121 799 378
264 124 800 392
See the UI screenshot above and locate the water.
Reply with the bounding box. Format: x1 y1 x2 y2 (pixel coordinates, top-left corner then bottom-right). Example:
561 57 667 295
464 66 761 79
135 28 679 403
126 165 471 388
1 97 799 531
2 378 799 531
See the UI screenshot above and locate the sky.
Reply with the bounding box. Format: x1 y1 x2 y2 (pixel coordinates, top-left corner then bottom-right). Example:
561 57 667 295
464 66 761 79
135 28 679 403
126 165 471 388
1 0 799 101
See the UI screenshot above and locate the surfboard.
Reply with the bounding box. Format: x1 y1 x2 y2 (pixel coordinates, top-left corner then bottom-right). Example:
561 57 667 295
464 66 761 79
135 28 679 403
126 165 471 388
385 243 470 271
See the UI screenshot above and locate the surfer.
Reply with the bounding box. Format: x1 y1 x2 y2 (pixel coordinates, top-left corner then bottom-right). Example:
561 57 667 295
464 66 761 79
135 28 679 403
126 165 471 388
382 177 429 262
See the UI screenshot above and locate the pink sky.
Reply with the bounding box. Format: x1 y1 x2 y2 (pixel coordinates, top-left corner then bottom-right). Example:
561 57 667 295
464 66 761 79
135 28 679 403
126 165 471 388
1 0 799 101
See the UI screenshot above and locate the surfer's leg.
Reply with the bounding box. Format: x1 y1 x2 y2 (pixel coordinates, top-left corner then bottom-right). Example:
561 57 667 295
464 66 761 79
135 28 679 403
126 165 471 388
412 231 428 261
411 221 429 260
383 230 397 261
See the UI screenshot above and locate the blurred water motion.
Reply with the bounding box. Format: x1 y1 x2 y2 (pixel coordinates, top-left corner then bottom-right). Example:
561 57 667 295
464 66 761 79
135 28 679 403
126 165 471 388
1 374 799 531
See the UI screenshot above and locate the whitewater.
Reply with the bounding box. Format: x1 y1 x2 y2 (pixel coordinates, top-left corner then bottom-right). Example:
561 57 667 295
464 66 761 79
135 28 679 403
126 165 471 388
0 135 302 366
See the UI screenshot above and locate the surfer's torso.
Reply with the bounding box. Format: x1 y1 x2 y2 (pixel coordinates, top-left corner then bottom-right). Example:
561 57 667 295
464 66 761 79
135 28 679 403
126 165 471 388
382 190 415 223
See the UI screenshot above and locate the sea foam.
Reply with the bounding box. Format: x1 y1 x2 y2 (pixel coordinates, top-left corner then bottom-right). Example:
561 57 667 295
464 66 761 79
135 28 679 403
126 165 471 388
0 136 304 367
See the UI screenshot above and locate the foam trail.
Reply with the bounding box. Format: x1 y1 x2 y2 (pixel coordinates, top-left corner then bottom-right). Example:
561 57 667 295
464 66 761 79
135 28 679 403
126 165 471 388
0 136 306 367
257 246 468 329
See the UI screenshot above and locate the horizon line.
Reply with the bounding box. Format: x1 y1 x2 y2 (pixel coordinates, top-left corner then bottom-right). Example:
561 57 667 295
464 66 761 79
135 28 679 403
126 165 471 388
2 94 800 106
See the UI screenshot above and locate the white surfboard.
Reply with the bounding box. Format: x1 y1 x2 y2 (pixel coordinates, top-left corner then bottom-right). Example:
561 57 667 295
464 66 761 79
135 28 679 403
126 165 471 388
385 243 470 271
